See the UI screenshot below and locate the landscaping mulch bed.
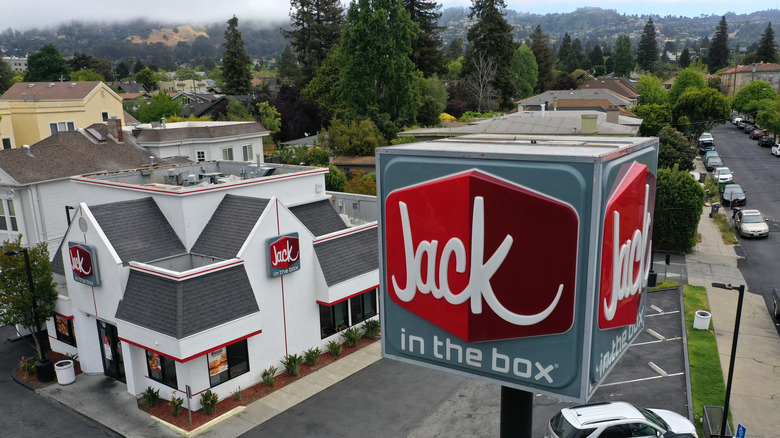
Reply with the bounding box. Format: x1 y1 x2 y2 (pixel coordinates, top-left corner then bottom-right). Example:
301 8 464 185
15 351 82 389
138 337 378 432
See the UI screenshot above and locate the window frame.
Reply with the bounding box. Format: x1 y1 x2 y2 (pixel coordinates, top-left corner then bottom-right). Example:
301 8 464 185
1 138 11 150
221 147 234 160
242 144 253 161
207 340 249 387
320 288 378 339
196 150 207 162
102 111 109 122
0 199 18 232
49 121 76 135
146 350 178 389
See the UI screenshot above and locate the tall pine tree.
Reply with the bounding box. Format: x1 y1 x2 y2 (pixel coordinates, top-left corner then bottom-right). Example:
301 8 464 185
590 44 605 67
636 18 658 72
557 33 573 73
708 16 729 73
463 0 517 108
221 16 253 95
282 0 345 85
679 46 691 68
756 23 778 64
24 43 70 82
404 0 445 77
613 35 634 77
528 25 554 93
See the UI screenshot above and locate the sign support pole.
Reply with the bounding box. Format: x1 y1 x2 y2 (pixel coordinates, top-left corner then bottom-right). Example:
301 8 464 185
500 386 532 438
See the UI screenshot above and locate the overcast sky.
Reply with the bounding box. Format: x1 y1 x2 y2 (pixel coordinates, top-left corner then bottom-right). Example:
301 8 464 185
3 0 773 31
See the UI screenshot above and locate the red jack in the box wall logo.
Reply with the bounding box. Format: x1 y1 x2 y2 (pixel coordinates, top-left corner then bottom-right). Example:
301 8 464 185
267 233 301 278
68 242 100 287
385 170 579 343
598 162 656 329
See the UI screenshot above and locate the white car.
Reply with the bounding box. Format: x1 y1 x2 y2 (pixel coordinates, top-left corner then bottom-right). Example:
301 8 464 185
699 132 714 142
732 116 742 125
735 209 769 238
545 401 697 438
713 167 733 182
772 144 780 157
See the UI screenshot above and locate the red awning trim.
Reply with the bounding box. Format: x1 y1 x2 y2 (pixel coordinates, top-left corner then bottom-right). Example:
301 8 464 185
119 329 262 363
316 285 378 306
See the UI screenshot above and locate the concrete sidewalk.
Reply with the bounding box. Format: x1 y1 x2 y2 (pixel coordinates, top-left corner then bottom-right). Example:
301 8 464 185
36 341 382 438
687 207 780 438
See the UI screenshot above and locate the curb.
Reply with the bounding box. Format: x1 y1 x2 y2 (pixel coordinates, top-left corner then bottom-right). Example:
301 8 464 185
155 406 247 437
11 367 38 391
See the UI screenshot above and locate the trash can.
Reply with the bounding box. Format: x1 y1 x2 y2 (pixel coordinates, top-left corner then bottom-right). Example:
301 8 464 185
709 202 721 218
647 270 657 287
55 360 76 385
694 310 712 330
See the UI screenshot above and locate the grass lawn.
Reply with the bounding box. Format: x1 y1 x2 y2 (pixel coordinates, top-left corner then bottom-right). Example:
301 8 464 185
649 280 679 290
711 213 738 245
683 284 732 436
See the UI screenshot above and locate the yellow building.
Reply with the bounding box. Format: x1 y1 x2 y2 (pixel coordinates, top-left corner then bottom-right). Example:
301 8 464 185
0 81 123 149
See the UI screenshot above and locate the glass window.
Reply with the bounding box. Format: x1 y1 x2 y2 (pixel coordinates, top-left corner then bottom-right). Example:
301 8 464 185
50 123 59 135
208 340 249 387
319 301 348 339
102 112 109 122
196 150 206 162
146 350 178 389
49 122 75 135
242 145 253 161
2 138 11 150
222 147 234 160
54 314 77 347
0 199 17 232
350 289 378 325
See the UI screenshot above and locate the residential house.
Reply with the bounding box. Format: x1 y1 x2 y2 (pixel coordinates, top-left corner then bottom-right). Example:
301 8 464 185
0 81 124 149
49 161 378 412
578 77 639 104
518 89 634 111
128 120 269 163
158 80 209 93
3 56 27 72
719 62 780 98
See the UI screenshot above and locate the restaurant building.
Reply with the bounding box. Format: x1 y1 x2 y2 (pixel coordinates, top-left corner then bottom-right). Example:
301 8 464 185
48 161 378 410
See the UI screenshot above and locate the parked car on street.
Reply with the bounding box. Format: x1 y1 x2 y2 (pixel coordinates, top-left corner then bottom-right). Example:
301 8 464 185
758 135 775 147
699 132 714 142
772 144 780 156
732 116 742 125
738 120 748 129
744 123 756 133
544 401 697 438
698 141 715 154
734 209 769 238
713 167 733 182
705 156 723 171
722 184 746 206
751 129 766 139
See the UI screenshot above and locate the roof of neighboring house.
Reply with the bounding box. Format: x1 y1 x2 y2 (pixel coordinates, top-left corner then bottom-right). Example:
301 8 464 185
119 83 147 94
0 81 112 101
0 125 167 185
331 156 377 166
131 121 268 143
190 195 271 259
578 77 639 99
123 110 140 126
281 135 320 147
121 92 144 100
116 265 258 339
525 98 636 117
88 197 186 264
400 110 641 138
720 62 780 74
519 89 632 107
289 199 348 237
314 227 378 286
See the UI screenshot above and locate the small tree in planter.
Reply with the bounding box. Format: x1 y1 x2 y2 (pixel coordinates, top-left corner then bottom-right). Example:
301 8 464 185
327 339 342 358
142 386 160 407
262 365 278 387
169 391 184 417
363 319 381 339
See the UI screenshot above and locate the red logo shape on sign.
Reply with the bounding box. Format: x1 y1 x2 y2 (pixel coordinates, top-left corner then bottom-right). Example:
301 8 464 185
269 235 300 269
598 162 656 329
385 170 579 342
69 244 94 279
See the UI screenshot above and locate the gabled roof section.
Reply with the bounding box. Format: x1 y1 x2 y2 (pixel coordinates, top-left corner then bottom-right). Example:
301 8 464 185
115 265 258 339
190 195 270 259
89 197 186 264
0 128 166 185
289 199 348 237
0 81 106 101
314 227 377 286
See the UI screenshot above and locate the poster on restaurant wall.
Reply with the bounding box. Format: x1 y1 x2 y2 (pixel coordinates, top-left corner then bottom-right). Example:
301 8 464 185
147 352 162 379
55 315 70 337
103 335 112 361
208 349 228 376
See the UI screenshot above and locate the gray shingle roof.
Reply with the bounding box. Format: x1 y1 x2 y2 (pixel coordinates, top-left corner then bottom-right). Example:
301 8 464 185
131 122 267 143
314 227 377 286
190 195 270 259
289 199 348 237
115 265 259 339
89 197 186 264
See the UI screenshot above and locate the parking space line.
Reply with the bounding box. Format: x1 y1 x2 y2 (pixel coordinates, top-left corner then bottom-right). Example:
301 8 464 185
632 337 682 346
600 372 685 387
646 310 680 317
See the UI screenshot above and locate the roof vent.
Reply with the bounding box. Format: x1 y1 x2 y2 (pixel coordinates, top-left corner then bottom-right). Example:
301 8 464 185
48 83 55 88
69 83 76 88
27 84 34 88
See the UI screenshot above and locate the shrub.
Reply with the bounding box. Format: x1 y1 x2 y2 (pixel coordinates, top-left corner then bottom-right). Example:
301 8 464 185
304 347 322 366
363 319 381 339
440 112 457 123
142 386 161 407
200 389 218 415
327 339 342 358
233 386 243 401
169 391 184 417
281 354 304 376
19 356 35 376
261 366 277 387
653 165 705 253
342 326 362 347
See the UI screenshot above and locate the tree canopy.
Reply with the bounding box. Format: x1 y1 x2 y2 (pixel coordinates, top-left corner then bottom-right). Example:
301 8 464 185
221 16 253 95
672 87 730 138
668 67 706 105
24 43 70 82
708 16 729 73
137 93 183 123
732 80 778 114
636 74 667 105
612 35 634 77
653 166 704 253
0 239 58 362
756 22 778 64
282 0 345 84
527 25 554 93
632 103 672 137
657 126 696 171
636 19 658 72
511 44 538 99
404 0 446 77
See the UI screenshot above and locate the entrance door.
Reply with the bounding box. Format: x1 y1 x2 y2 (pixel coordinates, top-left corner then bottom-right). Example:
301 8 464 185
97 321 125 382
